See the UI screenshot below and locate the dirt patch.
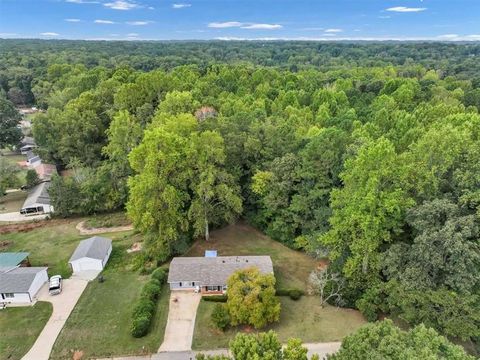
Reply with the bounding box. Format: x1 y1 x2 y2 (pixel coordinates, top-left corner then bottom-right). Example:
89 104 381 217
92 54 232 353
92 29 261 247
76 220 133 235
0 218 72 235
72 350 84 360
126 242 142 253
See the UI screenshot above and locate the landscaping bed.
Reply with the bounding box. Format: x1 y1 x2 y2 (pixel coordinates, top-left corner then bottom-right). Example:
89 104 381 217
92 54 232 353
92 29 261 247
0 301 53 360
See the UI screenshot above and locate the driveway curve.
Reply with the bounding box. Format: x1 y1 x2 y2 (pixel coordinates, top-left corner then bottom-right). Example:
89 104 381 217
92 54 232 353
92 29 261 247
159 292 201 352
22 276 88 360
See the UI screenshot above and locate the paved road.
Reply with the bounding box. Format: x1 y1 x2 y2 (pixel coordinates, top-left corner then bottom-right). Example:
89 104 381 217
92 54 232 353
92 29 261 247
22 276 89 360
0 212 48 222
159 292 202 352
97 342 341 360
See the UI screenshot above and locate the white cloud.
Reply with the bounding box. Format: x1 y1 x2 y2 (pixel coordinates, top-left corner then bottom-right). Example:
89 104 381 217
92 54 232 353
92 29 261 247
172 3 191 9
104 1 139 10
208 21 243 28
126 20 153 25
301 27 324 31
95 19 116 24
65 0 99 3
379 15 391 19
322 33 337 37
386 6 427 13
0 33 19 37
325 28 343 33
241 23 282 30
40 32 59 36
127 32 139 36
65 18 81 22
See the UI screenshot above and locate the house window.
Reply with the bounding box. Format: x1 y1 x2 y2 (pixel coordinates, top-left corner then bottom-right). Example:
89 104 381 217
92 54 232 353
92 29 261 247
179 282 182 287
3 293 14 298
192 282 195 286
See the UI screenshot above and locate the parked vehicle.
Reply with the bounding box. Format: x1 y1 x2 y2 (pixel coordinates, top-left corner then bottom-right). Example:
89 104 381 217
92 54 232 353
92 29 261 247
49 275 62 295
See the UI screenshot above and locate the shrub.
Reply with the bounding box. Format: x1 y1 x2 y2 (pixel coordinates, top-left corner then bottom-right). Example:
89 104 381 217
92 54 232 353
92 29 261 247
141 280 161 300
132 298 155 318
131 315 150 338
203 295 228 302
211 303 230 330
289 289 303 301
151 267 168 283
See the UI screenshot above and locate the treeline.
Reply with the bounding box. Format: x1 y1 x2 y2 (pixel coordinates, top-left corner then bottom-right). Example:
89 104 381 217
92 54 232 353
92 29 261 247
5 42 480 351
2 39 480 105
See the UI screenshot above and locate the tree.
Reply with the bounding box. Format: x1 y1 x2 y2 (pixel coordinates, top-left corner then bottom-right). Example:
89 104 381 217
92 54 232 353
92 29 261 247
308 267 345 307
329 320 474 360
188 131 242 241
0 97 22 149
229 331 282 360
211 303 230 331
225 267 280 329
0 157 20 195
283 338 309 360
25 169 40 189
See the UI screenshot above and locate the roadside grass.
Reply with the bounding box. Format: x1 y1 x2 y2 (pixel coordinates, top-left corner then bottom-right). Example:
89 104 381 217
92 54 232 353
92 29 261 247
0 301 53 360
0 190 27 213
185 222 318 290
193 296 366 350
84 212 131 229
51 246 170 359
0 219 136 278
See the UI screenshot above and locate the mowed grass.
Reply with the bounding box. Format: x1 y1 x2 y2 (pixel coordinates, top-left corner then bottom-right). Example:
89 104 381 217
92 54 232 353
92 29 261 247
84 212 131 229
0 301 53 360
185 222 318 290
193 296 367 350
0 190 27 213
0 219 136 278
50 271 170 359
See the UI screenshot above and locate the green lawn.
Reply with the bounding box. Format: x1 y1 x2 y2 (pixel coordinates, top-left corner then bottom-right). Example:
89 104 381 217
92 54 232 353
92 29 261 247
50 259 170 359
84 212 131 229
193 296 367 350
185 222 318 290
0 219 136 278
0 301 53 360
0 190 27 213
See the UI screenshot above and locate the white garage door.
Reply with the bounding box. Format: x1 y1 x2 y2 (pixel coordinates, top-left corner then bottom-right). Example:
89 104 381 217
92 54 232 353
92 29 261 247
72 258 102 272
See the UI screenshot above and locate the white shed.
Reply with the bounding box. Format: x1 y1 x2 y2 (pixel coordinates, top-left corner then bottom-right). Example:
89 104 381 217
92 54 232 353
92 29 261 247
69 236 112 273
0 267 48 304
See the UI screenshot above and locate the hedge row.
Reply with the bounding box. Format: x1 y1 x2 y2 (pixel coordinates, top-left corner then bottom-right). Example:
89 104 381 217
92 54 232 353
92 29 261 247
275 288 304 300
131 268 168 338
203 295 228 302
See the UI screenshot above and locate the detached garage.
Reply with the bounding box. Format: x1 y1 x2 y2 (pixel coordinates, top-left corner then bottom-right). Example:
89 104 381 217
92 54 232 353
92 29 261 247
69 236 112 273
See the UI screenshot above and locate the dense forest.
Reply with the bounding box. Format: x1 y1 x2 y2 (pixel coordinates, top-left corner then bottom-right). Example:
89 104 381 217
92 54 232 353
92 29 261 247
2 40 480 353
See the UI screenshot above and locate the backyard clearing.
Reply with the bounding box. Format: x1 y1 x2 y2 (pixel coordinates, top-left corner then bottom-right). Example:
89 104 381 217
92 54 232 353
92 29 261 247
0 301 52 360
0 190 27 214
192 296 366 350
185 222 318 290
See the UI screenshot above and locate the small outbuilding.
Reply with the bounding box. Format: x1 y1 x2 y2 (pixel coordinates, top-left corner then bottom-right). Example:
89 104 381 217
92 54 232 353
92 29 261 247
69 236 112 273
0 267 48 304
20 181 54 216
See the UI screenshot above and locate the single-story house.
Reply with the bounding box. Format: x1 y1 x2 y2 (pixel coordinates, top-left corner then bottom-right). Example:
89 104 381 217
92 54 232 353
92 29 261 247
20 136 37 154
0 267 48 304
35 163 57 181
69 236 112 273
20 181 53 216
168 255 274 294
0 252 30 270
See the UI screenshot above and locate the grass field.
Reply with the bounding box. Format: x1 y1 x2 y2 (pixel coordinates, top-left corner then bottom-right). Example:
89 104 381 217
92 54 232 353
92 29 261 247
0 301 53 360
0 219 136 277
0 190 27 213
84 212 131 229
186 222 318 290
193 296 367 350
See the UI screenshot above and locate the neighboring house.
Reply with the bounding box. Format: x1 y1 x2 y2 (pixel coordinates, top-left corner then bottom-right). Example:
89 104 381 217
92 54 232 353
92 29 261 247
20 136 37 154
20 181 53 216
0 267 48 304
69 236 112 273
26 150 41 168
35 163 57 181
0 252 30 270
168 255 274 294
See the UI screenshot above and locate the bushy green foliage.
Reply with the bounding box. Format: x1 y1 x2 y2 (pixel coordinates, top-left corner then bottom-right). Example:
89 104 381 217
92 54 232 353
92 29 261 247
211 304 230 331
132 298 155 318
226 267 280 329
329 320 475 360
275 288 304 300
25 169 40 188
130 316 150 338
141 280 161 300
151 267 168 283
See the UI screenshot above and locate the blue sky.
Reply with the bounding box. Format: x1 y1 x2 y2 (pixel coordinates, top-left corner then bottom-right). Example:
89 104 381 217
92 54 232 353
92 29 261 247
0 0 479 41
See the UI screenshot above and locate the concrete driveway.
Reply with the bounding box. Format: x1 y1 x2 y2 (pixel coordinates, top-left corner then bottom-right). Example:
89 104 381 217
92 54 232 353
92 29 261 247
158 292 202 352
22 277 89 360
0 212 48 222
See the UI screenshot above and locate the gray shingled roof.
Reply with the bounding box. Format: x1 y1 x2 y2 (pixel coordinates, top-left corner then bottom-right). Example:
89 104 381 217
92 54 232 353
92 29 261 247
168 256 274 286
21 181 51 209
0 267 47 293
69 236 112 262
